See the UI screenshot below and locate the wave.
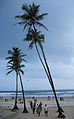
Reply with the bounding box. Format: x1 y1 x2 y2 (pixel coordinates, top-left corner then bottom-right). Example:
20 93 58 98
0 89 74 98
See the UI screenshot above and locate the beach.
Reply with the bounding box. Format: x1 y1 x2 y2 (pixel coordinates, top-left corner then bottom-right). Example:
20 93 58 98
0 97 74 119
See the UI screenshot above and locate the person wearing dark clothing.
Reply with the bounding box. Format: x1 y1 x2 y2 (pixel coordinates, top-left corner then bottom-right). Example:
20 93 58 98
30 101 33 109
33 102 36 114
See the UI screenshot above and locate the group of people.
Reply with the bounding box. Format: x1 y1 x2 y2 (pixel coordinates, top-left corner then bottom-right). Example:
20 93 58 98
29 98 48 116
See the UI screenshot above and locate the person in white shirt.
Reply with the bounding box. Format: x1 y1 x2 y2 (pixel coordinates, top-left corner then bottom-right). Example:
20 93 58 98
44 104 48 116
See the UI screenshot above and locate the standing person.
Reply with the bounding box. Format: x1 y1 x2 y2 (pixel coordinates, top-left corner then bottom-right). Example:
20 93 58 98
28 98 33 109
32 102 36 114
36 103 39 114
44 104 48 116
30 100 33 109
39 102 42 111
37 105 41 116
32 98 37 114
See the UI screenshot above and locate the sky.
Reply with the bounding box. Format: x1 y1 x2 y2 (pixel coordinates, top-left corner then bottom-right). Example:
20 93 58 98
0 0 74 91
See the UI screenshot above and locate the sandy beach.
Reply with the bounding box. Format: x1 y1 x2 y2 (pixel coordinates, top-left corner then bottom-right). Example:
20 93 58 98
0 97 74 119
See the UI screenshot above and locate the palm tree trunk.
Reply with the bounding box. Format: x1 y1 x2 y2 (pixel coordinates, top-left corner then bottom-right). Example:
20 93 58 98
13 71 18 110
35 43 65 118
19 73 28 113
39 44 62 106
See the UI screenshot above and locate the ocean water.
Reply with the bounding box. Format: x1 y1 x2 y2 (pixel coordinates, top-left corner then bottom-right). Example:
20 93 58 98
0 89 74 98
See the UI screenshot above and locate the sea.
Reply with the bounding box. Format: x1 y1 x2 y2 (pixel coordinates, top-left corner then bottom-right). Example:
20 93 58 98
0 89 74 99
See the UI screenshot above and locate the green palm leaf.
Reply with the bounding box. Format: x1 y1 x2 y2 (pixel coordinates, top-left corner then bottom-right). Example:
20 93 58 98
36 13 48 20
36 21 48 31
29 41 34 49
6 70 13 75
22 4 30 13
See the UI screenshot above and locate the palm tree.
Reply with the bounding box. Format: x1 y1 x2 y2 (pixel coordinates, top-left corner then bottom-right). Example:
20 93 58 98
15 3 65 118
23 28 65 118
5 47 28 113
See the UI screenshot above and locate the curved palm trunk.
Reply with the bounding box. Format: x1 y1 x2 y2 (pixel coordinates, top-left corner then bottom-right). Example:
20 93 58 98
19 73 28 113
35 43 65 118
39 44 63 108
13 71 18 110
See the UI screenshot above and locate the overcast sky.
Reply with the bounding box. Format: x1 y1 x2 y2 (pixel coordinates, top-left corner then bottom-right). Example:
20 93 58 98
0 0 74 91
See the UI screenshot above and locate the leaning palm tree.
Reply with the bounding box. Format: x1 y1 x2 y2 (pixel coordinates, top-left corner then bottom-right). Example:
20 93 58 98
5 47 28 113
15 3 65 118
23 28 65 118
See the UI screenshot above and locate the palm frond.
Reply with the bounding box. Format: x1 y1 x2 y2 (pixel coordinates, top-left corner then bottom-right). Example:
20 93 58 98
22 4 30 14
21 59 27 62
36 13 48 20
19 69 24 75
36 21 48 31
31 3 40 16
38 34 45 41
19 54 26 58
6 70 13 76
15 14 29 21
14 21 27 26
5 56 13 60
23 33 33 41
8 50 13 54
19 65 25 68
7 63 13 67
7 60 13 64
23 22 29 31
15 15 21 19
38 40 43 49
23 38 30 42
29 41 34 49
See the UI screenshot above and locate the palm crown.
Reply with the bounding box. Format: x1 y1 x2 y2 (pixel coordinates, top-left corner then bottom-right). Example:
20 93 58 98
15 3 48 30
6 47 26 75
23 28 45 49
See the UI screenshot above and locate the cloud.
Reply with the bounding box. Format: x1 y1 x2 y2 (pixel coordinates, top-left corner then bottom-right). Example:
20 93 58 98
49 61 74 80
53 78 74 90
0 59 15 90
0 54 74 91
0 0 74 90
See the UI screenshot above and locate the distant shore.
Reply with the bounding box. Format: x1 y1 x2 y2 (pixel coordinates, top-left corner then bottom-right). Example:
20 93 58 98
0 97 74 119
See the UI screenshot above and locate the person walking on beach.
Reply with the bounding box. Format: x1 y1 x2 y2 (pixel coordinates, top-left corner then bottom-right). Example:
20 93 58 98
32 102 36 114
39 102 42 111
28 98 33 109
36 103 38 113
30 100 33 109
32 98 37 114
44 104 48 116
36 102 42 116
37 105 41 116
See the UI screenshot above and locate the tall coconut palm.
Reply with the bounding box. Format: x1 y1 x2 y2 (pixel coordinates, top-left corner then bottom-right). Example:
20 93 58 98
15 3 65 118
23 28 65 118
5 47 28 113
